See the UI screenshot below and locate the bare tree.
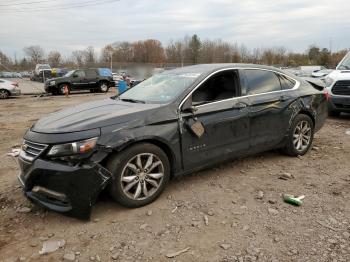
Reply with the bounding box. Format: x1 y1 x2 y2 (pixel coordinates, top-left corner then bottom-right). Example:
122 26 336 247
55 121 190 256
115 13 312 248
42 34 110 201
0 51 12 69
71 50 85 68
84 46 96 64
113 42 133 62
100 44 114 62
47 51 61 67
23 45 45 64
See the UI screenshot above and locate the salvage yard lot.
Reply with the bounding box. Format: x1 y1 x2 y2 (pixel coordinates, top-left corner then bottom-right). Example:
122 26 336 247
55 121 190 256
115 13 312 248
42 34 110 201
0 94 349 261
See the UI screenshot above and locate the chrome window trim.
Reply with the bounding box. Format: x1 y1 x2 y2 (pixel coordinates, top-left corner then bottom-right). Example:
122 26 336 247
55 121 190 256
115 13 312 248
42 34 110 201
178 67 300 111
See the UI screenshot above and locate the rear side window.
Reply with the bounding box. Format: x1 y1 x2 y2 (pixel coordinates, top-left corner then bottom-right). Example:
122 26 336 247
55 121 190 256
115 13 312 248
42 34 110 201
279 74 296 90
245 69 281 95
86 69 97 77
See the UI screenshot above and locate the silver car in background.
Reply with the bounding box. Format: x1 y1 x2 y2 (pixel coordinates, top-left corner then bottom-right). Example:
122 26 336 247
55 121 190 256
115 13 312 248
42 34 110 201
0 79 21 99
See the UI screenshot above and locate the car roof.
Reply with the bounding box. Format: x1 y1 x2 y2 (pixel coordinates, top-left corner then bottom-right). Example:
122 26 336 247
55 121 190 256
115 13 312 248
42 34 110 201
166 63 297 79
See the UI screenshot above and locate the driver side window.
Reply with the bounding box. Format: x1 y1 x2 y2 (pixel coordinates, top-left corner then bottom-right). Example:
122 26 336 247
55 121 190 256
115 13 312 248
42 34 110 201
191 70 239 105
75 70 86 77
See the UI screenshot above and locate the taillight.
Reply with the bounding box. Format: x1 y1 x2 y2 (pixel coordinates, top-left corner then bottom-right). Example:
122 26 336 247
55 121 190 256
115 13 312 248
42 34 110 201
323 90 330 101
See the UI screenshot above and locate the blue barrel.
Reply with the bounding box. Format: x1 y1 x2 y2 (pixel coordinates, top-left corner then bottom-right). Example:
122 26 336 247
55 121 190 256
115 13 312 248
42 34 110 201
118 80 127 94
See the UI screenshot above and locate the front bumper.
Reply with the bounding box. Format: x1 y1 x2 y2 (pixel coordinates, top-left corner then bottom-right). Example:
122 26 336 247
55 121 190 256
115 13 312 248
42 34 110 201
328 95 350 112
18 156 112 220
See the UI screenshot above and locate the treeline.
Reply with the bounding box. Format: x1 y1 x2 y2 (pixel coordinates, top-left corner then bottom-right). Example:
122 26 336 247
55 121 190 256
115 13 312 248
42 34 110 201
0 34 348 71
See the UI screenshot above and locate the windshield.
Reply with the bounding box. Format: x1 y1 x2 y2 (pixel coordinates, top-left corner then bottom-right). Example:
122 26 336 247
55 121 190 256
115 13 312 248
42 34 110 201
119 72 201 103
337 53 350 70
38 65 50 70
64 70 75 77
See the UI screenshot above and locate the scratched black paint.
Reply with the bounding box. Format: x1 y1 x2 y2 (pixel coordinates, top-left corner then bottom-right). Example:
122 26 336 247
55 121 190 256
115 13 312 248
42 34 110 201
18 64 328 219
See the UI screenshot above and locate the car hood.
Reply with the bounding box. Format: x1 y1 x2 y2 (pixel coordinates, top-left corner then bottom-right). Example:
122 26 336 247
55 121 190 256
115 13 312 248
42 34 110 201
32 98 163 134
328 70 350 81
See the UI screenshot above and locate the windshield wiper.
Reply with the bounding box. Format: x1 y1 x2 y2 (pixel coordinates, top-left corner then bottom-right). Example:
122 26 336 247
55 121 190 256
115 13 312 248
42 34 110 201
120 98 146 104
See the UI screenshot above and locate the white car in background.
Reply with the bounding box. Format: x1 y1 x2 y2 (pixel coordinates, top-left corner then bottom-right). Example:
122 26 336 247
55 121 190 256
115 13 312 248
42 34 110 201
0 79 21 99
325 52 350 116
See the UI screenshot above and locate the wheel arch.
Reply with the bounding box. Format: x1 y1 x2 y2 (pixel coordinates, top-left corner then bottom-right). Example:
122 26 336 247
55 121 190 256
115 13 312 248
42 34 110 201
58 82 71 89
297 110 316 127
104 138 177 177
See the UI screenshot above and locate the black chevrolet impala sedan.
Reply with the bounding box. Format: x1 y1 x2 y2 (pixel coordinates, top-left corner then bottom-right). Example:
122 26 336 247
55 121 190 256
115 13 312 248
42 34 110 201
18 64 328 219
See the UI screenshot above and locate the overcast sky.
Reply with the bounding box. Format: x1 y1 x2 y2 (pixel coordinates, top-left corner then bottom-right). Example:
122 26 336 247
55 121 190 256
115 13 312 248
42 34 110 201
1 0 350 59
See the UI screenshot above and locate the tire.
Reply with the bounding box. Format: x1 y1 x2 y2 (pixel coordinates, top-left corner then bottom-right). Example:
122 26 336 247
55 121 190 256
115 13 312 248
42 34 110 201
328 110 340 117
283 114 314 156
59 84 70 95
0 89 10 99
99 82 109 93
107 143 170 208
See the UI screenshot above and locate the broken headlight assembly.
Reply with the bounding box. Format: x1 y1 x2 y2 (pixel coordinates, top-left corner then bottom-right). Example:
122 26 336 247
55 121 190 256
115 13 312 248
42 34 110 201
47 137 98 159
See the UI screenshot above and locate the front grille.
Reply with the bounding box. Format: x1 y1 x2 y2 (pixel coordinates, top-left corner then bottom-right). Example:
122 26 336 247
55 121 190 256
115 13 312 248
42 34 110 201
20 140 48 162
332 81 350 96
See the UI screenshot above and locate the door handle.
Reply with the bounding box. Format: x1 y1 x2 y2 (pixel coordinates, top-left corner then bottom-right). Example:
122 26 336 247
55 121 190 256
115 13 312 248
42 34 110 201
232 102 247 109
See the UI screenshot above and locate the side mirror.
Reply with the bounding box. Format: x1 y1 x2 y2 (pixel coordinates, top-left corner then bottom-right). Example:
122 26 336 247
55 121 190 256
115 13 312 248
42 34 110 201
72 74 78 78
182 97 197 114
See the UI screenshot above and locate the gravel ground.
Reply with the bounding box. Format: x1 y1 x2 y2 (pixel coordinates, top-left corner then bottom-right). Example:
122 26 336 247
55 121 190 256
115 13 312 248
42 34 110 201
0 94 349 262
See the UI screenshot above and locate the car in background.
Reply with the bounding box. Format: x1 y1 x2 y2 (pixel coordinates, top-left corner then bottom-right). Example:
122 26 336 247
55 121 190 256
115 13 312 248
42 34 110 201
45 68 115 95
20 71 31 78
31 64 52 82
0 79 21 99
18 64 328 219
112 73 123 82
130 79 143 87
325 52 350 116
311 69 333 78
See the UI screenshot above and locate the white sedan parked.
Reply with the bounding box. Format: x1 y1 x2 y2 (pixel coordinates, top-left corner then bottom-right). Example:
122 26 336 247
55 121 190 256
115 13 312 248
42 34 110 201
0 79 21 99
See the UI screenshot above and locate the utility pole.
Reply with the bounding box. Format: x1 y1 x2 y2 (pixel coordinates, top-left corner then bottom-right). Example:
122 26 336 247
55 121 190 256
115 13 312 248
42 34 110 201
110 51 113 72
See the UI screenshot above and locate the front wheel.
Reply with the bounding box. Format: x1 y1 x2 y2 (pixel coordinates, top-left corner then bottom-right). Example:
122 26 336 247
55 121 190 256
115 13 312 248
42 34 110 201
107 143 170 208
59 84 70 95
0 89 10 99
283 114 314 156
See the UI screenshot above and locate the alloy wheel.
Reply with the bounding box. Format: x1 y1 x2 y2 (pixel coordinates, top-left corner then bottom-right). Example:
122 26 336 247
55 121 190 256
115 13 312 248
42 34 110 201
120 153 164 201
293 120 312 152
100 83 108 92
0 90 9 99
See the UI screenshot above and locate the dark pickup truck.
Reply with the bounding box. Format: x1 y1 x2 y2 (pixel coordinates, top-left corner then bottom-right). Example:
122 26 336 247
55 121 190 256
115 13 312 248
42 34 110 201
45 68 115 95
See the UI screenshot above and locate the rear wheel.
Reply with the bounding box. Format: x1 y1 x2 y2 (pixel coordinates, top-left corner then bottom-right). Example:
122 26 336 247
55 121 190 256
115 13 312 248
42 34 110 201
0 89 10 99
99 82 109 93
107 143 170 208
283 114 314 156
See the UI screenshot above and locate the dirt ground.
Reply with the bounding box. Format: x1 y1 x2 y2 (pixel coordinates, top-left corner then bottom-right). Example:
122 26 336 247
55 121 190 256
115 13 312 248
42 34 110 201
0 93 349 262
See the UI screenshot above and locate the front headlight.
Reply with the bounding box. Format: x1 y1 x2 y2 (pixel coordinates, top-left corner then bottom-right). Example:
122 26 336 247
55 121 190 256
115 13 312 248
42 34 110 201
325 76 334 87
49 80 55 86
47 137 98 157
